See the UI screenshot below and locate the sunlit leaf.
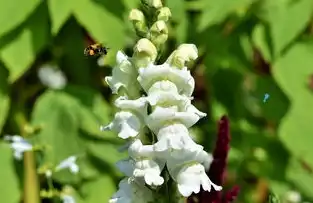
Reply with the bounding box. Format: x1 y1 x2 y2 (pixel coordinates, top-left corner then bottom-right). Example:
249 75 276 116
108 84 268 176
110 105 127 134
273 42 313 168
197 0 254 31
48 0 74 35
268 0 313 57
0 0 41 38
0 143 21 203
31 86 114 183
0 4 49 83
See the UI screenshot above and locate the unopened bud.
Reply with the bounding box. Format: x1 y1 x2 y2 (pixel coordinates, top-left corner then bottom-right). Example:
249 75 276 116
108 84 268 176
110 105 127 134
157 7 171 22
129 9 148 37
133 38 157 68
166 44 198 68
149 20 168 47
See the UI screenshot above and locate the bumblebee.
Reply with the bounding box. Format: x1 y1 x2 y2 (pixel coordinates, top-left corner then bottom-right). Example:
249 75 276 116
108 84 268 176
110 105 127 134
84 44 109 56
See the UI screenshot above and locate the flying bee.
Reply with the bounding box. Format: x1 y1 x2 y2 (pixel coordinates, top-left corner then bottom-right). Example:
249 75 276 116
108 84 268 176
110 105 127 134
84 43 109 56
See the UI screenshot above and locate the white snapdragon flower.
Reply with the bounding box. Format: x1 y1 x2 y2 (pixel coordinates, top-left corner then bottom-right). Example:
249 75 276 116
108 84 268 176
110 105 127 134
117 157 164 187
105 51 140 97
109 178 154 203
100 96 148 139
170 163 222 197
138 63 195 97
166 148 222 197
55 156 79 174
38 64 67 89
4 135 33 160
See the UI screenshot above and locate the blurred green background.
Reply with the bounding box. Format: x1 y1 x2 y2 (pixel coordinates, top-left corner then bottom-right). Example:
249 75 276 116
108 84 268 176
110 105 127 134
0 0 313 202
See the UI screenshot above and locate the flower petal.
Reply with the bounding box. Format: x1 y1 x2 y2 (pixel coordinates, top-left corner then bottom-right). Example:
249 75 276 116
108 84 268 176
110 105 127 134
101 111 142 139
138 63 195 97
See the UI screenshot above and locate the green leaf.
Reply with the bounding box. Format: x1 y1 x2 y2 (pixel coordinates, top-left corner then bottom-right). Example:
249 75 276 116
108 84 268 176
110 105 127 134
31 86 117 183
197 0 253 31
268 0 313 57
80 175 116 203
0 0 41 38
48 0 74 35
73 0 125 49
0 143 21 203
0 3 49 83
286 158 313 198
0 65 10 133
273 42 313 168
31 90 87 183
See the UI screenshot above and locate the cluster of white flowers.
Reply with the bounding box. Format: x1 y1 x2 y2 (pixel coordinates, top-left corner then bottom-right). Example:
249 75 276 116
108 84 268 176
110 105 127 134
102 1 222 202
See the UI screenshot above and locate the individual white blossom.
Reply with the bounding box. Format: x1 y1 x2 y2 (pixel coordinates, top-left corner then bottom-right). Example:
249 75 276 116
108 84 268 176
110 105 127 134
55 156 79 174
4 135 33 160
105 51 140 97
170 163 222 197
38 64 67 89
137 63 195 97
109 178 154 203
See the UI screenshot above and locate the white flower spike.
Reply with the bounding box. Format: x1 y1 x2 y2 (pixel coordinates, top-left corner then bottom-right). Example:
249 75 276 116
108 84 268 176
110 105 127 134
104 3 222 202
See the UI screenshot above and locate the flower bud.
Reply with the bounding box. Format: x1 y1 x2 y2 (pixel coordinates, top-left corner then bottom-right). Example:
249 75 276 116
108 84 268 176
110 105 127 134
149 20 168 47
141 0 162 9
157 7 171 22
166 44 198 68
133 38 157 68
129 9 148 37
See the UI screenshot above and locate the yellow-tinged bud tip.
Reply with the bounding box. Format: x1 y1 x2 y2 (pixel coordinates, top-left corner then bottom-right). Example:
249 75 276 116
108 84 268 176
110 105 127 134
129 9 145 22
157 7 171 21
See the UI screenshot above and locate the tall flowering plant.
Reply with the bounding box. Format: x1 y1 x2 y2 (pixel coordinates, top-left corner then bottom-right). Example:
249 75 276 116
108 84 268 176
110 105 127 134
100 0 236 202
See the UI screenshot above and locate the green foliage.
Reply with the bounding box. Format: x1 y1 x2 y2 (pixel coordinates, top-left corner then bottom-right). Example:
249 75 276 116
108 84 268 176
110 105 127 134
0 65 10 133
0 143 21 203
0 0 312 202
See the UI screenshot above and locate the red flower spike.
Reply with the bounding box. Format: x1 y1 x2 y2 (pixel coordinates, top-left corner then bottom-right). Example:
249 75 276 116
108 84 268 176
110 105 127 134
187 116 240 203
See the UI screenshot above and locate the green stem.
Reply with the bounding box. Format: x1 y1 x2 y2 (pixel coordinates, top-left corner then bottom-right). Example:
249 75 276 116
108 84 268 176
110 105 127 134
14 110 40 203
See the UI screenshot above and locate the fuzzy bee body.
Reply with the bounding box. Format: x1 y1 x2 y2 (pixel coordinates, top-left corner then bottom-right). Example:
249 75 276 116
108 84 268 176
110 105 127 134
84 44 109 56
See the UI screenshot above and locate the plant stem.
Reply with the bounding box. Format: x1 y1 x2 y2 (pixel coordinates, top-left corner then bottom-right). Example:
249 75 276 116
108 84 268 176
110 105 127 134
14 110 40 203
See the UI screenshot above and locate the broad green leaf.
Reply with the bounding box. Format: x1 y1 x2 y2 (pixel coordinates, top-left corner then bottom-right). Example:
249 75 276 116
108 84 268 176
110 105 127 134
0 143 21 203
73 0 125 51
268 0 313 57
0 0 41 38
80 175 116 203
63 86 116 140
0 65 10 133
31 90 87 183
286 158 313 198
48 0 74 35
0 4 49 83
31 86 116 183
197 0 254 31
273 42 313 168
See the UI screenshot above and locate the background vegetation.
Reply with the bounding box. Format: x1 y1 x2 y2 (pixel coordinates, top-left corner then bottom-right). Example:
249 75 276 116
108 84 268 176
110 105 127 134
0 0 313 202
